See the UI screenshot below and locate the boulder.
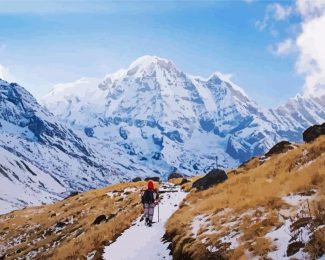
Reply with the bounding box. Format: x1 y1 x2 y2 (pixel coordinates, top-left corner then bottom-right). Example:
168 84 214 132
144 177 160 182
132 177 142 182
265 141 294 157
168 172 183 180
303 123 325 143
92 215 107 225
287 241 305 257
192 169 228 191
180 178 190 185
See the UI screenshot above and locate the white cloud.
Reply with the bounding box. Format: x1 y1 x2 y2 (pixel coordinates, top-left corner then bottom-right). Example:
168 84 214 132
295 2 325 97
0 64 15 82
262 0 325 98
272 38 296 56
296 0 325 20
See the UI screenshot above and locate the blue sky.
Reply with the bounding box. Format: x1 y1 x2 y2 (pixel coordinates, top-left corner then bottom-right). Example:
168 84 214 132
0 0 303 108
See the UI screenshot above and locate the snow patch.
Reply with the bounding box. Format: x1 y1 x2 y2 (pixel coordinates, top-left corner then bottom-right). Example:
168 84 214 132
191 214 210 237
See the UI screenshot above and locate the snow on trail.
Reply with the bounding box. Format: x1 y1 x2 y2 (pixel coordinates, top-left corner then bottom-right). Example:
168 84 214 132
103 183 187 260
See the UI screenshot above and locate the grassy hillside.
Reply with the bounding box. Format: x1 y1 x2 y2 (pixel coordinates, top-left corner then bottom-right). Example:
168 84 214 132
1 136 324 260
0 181 157 259
166 136 325 259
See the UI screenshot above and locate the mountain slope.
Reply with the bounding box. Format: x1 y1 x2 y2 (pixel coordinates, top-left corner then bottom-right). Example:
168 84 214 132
0 181 147 259
270 95 325 141
0 79 120 213
41 55 325 177
166 134 325 259
0 146 65 214
1 129 324 260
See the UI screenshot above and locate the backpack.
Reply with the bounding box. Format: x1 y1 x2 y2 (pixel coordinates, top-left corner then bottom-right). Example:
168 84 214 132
141 189 155 204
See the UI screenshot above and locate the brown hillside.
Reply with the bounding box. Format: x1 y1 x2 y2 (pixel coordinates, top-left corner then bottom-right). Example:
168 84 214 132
165 136 325 259
0 181 157 259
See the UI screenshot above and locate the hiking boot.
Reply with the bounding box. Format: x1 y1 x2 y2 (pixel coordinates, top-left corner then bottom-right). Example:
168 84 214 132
148 220 152 227
145 217 149 225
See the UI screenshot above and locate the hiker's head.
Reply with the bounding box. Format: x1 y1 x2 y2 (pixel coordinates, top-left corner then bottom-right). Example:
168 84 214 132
147 180 154 189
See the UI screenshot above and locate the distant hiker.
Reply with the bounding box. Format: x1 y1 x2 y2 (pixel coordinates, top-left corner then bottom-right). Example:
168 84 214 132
141 180 159 227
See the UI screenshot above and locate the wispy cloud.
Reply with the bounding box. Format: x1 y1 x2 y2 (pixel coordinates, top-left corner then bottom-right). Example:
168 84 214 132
0 64 15 82
263 0 325 97
270 38 296 56
272 3 293 21
255 3 293 31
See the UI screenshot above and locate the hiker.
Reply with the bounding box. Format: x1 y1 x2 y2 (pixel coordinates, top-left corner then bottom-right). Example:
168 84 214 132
141 180 159 227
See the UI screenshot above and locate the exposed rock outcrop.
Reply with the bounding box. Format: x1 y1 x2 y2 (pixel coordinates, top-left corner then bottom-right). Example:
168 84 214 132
192 169 228 191
303 123 325 143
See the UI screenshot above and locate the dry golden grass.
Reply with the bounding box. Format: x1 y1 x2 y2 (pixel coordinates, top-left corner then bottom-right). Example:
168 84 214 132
166 136 325 259
169 176 202 192
0 180 157 259
168 177 184 185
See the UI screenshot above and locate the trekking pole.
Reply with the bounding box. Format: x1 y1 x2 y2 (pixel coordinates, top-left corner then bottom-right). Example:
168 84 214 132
158 202 160 222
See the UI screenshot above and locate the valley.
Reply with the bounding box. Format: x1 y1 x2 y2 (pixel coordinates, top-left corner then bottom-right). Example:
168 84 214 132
1 127 324 259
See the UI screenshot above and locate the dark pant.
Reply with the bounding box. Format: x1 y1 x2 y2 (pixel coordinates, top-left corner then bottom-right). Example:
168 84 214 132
144 203 155 222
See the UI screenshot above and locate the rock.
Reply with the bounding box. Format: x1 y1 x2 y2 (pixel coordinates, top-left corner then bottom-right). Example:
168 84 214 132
92 215 107 225
168 172 183 180
291 217 312 231
44 229 53 237
287 241 305 256
180 178 190 185
107 213 116 221
144 177 160 182
192 169 228 191
303 122 325 143
132 177 142 182
55 222 66 228
265 141 294 157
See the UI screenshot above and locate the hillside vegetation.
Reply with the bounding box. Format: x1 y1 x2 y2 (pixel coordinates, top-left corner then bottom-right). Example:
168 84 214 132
166 136 325 259
0 181 156 259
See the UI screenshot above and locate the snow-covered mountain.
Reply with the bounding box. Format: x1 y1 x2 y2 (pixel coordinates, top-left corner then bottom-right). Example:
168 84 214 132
0 79 123 213
1 56 324 213
42 55 325 177
270 94 325 141
0 146 64 214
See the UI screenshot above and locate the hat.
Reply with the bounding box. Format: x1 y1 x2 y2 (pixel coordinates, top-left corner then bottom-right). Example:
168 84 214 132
147 180 154 189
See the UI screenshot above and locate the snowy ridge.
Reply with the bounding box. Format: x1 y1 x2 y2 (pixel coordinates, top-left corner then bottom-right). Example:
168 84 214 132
273 94 325 135
41 55 325 178
0 79 121 213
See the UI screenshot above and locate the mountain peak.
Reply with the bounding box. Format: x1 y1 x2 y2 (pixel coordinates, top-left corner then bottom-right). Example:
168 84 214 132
130 55 171 67
127 55 177 75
